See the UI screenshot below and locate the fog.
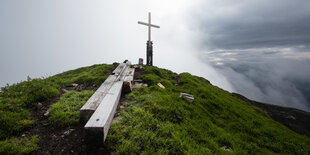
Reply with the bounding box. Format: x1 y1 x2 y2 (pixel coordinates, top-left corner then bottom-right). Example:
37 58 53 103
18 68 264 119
1 0 310 111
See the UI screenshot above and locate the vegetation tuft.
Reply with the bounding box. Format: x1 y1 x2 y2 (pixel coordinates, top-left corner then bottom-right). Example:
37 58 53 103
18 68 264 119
48 63 115 87
0 136 39 155
49 90 94 127
105 66 310 154
0 64 113 154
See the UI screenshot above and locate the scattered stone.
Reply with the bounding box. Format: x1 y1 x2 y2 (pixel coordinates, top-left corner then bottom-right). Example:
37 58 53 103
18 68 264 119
120 105 125 109
132 82 148 89
133 65 139 69
112 115 122 123
221 146 232 151
21 134 26 137
134 79 143 82
72 83 79 87
63 129 75 136
157 83 165 89
179 93 194 103
44 111 49 117
62 88 69 93
43 123 49 126
286 115 296 120
37 102 43 109
138 58 143 65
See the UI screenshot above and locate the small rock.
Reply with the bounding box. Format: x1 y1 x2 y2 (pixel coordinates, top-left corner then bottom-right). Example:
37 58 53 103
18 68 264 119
112 116 122 123
286 115 296 120
44 111 49 116
120 105 125 109
37 102 43 109
21 134 26 137
179 93 194 103
157 83 165 89
72 83 79 87
134 79 143 82
138 58 143 65
62 88 69 93
43 123 49 126
63 129 75 136
133 82 148 89
221 146 231 151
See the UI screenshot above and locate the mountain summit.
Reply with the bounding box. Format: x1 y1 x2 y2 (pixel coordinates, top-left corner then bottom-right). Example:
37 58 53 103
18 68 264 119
0 63 309 154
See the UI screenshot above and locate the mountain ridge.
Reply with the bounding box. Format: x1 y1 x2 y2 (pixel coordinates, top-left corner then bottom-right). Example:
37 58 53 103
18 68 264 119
0 63 309 154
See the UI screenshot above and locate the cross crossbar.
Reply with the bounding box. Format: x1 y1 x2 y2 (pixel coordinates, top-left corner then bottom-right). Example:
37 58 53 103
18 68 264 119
138 21 160 28
138 12 160 42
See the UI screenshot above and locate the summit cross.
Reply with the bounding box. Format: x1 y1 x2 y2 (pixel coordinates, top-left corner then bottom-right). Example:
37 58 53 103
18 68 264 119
138 12 160 66
138 12 160 42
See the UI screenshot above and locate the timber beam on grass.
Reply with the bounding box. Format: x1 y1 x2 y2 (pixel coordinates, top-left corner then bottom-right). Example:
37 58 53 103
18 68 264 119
80 61 131 125
80 60 135 145
84 80 123 145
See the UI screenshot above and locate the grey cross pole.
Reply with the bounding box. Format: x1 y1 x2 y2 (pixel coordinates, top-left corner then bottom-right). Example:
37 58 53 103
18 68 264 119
138 12 160 66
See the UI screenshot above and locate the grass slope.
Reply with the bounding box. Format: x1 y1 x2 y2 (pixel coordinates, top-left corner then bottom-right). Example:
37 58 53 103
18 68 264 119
0 63 309 154
105 66 310 154
0 64 113 154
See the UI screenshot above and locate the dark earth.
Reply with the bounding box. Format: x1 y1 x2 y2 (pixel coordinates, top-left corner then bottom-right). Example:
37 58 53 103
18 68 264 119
19 66 310 154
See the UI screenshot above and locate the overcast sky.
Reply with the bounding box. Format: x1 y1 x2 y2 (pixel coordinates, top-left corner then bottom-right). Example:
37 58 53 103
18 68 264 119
1 0 310 111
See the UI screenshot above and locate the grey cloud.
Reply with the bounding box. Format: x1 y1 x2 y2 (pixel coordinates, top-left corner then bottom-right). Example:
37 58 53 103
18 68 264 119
195 0 310 50
192 0 310 111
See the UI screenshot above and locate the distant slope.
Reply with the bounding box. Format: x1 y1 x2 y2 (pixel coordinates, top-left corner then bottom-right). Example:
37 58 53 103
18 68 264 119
0 63 310 154
233 93 310 137
105 66 310 154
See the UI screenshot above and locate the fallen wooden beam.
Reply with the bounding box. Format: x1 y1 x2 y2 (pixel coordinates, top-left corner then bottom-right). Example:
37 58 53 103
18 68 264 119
79 75 117 125
80 62 131 125
84 80 123 145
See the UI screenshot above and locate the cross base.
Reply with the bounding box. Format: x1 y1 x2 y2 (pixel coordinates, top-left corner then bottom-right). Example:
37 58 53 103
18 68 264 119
146 41 153 66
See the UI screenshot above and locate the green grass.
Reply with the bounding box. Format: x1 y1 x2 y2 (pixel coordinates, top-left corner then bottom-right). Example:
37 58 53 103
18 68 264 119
0 63 113 153
0 136 39 155
1 63 310 154
48 63 116 87
105 66 310 154
49 90 94 127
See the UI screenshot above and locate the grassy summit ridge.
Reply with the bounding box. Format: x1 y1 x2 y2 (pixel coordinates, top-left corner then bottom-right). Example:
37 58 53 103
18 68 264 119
0 63 309 154
105 66 310 154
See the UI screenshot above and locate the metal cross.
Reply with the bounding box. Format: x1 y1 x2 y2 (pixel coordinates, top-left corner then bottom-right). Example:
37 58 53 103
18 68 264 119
138 12 160 42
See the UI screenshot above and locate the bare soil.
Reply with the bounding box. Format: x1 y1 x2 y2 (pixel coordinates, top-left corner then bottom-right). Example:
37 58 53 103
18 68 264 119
22 84 126 155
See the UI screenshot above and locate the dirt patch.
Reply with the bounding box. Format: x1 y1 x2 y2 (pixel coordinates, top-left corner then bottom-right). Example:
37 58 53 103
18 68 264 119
20 80 133 154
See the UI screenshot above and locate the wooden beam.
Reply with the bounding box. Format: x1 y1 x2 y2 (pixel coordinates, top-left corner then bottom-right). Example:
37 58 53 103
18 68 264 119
138 21 160 28
80 62 131 125
79 75 117 125
84 80 123 145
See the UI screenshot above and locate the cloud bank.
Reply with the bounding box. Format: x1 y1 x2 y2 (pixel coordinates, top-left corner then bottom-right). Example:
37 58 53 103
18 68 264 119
191 0 310 111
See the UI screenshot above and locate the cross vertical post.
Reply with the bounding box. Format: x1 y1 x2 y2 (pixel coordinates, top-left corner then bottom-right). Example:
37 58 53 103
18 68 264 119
138 12 160 66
